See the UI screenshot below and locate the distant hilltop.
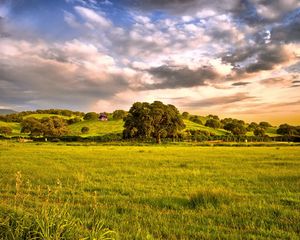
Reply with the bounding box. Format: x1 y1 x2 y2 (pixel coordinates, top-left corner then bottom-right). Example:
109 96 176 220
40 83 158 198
0 109 17 115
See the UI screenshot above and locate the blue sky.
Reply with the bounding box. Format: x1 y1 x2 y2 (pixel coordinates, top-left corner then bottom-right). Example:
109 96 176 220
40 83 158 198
0 0 299 124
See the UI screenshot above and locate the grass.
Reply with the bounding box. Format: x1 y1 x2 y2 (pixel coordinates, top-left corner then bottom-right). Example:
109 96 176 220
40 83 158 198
184 120 230 135
23 114 74 120
1 114 282 138
0 142 299 239
68 119 124 136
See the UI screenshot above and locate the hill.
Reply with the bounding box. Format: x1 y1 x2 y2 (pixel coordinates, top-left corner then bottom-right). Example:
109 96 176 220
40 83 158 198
68 119 124 136
0 109 17 115
184 120 229 136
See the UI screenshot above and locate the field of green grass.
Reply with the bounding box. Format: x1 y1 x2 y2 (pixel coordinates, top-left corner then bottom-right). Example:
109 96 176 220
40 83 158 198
0 142 299 239
23 114 74 120
68 119 124 136
184 120 229 135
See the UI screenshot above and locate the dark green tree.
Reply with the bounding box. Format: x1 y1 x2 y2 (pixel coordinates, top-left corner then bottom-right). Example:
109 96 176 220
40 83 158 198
277 124 298 136
189 115 203 125
182 112 190 119
41 117 69 137
259 121 272 129
81 126 90 134
112 110 127 120
254 127 265 137
224 122 247 136
247 122 258 131
83 112 98 120
21 117 44 137
123 101 185 143
205 119 221 129
21 117 68 137
0 126 12 135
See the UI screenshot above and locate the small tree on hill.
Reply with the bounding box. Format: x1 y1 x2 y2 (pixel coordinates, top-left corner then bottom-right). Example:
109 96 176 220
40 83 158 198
83 112 98 120
254 127 265 137
259 121 272 129
112 110 127 120
205 119 221 129
21 117 68 137
0 126 12 135
81 126 89 134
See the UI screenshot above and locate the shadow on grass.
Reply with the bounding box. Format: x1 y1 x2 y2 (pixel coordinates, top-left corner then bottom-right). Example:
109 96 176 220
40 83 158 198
138 188 239 210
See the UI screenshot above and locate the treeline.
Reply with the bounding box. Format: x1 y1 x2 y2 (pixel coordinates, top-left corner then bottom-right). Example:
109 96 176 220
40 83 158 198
0 109 85 122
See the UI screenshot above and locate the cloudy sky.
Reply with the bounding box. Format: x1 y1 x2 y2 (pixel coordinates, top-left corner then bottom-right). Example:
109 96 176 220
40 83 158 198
0 0 299 124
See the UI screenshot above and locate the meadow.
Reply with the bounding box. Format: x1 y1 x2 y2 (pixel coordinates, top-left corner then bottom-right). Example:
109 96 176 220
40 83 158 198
0 142 299 239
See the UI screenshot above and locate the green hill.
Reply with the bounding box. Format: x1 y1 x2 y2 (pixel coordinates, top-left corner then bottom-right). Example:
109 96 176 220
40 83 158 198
0 109 17 115
23 114 74 120
68 119 124 136
0 115 282 139
184 120 230 136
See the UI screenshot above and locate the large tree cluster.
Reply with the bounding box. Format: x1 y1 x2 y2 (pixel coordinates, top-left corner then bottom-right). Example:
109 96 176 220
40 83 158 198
123 101 185 143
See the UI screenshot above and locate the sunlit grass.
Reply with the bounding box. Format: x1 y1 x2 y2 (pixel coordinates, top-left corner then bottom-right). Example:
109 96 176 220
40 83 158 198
0 142 299 239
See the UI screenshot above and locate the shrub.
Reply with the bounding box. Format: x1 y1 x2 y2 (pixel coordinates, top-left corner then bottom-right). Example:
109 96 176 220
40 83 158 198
81 127 90 134
0 126 12 135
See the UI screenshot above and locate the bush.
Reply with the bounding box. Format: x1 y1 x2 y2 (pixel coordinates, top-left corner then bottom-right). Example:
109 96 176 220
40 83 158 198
0 126 12 135
81 127 89 134
83 112 98 121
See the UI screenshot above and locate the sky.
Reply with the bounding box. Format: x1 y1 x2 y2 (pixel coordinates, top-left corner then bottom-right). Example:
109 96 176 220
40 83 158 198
0 0 299 125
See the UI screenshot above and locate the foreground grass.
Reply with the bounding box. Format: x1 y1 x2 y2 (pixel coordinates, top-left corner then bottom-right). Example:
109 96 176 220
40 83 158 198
0 142 299 239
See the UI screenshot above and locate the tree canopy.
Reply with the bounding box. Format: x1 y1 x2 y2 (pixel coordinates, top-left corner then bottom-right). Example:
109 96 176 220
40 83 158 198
123 101 185 143
21 117 68 137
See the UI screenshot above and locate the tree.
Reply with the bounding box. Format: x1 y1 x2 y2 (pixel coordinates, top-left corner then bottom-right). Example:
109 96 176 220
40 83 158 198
123 101 185 143
81 126 89 134
254 127 265 137
112 110 127 120
259 121 272 129
205 119 221 129
182 112 190 119
41 117 69 137
83 112 98 120
247 122 258 131
189 115 203 125
21 117 68 137
207 114 219 120
277 124 298 136
0 126 12 135
224 122 247 136
21 117 44 137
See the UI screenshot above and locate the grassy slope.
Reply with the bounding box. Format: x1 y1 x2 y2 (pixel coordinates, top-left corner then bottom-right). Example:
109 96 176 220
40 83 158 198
0 143 299 239
1 114 281 138
68 119 124 136
23 114 73 120
184 119 230 135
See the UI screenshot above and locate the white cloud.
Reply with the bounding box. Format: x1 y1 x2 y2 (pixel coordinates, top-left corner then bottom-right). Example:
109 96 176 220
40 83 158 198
75 6 111 28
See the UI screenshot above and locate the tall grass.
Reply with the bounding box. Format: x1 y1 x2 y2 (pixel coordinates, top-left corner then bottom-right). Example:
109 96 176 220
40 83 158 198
0 142 299 239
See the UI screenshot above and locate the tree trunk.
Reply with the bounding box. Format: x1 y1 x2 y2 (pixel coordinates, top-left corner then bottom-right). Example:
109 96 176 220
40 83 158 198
156 135 161 144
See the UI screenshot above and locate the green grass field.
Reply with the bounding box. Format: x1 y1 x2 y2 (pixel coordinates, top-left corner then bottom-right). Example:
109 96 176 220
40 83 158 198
68 119 124 136
184 120 229 135
23 114 74 120
0 142 299 239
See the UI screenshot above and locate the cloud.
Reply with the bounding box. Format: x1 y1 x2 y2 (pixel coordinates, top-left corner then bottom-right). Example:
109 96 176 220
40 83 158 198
184 92 255 107
142 65 220 90
0 38 128 109
260 76 292 87
232 82 251 86
75 6 111 28
271 12 300 43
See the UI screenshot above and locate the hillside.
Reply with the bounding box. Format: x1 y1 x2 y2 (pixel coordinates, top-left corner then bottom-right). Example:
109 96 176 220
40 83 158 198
184 120 229 136
23 114 74 120
0 109 17 115
0 113 285 139
68 119 124 136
